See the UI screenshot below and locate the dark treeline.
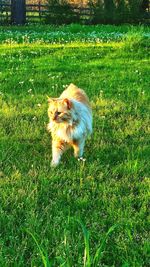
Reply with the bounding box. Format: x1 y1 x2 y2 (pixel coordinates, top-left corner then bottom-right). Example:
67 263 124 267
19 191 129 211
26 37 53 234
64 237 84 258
89 0 149 24
46 0 149 24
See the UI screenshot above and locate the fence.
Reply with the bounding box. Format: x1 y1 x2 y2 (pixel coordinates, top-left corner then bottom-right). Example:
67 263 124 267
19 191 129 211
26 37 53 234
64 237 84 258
0 0 48 24
0 0 150 25
0 0 93 24
0 0 10 24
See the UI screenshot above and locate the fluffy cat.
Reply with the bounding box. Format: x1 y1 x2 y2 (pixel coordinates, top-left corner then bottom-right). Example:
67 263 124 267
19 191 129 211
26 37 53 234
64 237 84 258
47 83 92 167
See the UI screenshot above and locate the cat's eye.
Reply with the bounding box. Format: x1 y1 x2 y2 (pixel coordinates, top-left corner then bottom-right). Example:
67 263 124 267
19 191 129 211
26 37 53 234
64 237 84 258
57 111 61 115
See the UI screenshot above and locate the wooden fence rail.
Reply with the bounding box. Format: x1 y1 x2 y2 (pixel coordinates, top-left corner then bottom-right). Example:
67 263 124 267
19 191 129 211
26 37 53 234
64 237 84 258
0 2 94 24
0 1 149 25
0 2 91 23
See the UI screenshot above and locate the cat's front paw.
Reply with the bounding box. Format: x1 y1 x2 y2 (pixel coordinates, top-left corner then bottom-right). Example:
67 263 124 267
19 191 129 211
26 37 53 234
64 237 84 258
51 160 59 168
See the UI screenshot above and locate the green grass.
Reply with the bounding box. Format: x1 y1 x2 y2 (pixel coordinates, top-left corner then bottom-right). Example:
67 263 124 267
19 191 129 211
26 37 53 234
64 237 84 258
0 24 150 267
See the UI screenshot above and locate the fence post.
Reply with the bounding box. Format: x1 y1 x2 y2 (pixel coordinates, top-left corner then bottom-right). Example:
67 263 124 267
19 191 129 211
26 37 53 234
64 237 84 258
39 1 41 21
11 0 26 25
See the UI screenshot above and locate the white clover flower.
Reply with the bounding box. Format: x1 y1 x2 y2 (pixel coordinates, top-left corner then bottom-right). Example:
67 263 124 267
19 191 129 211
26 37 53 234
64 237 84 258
28 88 32 93
37 103 41 107
78 157 86 162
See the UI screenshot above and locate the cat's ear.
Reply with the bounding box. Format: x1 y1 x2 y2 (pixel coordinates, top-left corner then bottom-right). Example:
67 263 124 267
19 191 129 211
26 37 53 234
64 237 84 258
63 98 72 109
47 97 55 104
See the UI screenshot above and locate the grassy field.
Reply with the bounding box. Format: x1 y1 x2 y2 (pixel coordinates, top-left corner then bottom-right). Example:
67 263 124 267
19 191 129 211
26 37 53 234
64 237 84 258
0 24 150 267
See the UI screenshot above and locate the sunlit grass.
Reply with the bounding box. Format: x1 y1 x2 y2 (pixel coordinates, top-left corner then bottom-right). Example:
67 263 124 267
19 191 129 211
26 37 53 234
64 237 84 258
0 24 150 266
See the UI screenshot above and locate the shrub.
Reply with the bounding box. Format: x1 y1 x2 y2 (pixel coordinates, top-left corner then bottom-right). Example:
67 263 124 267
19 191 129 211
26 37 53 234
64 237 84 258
123 26 149 51
89 0 148 25
46 0 80 25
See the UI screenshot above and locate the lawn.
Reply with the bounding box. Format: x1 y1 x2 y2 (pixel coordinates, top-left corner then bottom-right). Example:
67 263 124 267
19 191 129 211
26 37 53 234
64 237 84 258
0 24 150 267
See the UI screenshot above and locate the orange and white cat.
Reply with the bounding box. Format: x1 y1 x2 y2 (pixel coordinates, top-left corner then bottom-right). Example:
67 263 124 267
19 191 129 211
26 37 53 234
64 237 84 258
47 83 92 167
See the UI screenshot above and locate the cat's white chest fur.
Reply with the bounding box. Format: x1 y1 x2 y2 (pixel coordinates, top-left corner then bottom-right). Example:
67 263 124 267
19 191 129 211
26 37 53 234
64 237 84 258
48 121 71 142
56 126 70 142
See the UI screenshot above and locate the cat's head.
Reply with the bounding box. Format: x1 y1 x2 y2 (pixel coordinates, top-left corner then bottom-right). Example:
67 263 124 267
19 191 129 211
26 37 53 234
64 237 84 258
48 98 73 123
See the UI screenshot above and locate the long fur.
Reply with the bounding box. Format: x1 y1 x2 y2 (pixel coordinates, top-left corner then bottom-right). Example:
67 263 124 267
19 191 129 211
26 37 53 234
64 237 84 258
47 83 92 166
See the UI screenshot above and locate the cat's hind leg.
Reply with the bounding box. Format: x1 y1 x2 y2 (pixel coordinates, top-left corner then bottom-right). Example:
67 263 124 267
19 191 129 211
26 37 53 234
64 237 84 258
73 138 85 158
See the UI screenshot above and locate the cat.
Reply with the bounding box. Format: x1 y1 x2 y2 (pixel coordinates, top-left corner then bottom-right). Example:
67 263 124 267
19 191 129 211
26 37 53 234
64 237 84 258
47 83 92 167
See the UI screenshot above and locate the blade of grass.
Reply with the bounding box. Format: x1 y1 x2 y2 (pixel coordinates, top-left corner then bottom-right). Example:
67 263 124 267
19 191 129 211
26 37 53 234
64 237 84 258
55 256 69 267
26 229 51 267
63 231 72 267
76 219 91 267
93 224 118 266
